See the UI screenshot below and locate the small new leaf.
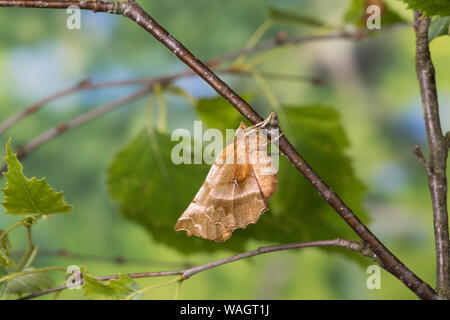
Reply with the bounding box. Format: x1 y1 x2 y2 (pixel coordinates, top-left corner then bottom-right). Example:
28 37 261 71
400 0 450 17
1 138 72 216
0 267 7 297
0 230 14 270
6 268 54 296
429 16 450 41
81 266 142 300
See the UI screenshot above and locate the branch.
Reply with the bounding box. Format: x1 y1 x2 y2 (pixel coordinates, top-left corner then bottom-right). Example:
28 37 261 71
18 238 370 300
0 0 435 299
222 69 323 86
0 266 66 284
14 225 34 272
412 145 431 176
208 22 408 65
208 31 358 64
11 248 193 268
414 13 450 299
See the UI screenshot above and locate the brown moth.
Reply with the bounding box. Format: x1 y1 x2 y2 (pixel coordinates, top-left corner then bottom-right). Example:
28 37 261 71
174 113 278 242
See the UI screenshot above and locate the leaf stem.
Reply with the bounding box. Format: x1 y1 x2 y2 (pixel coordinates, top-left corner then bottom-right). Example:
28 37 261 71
23 245 39 270
174 279 182 300
0 220 25 242
0 266 66 284
125 276 182 300
154 82 167 133
232 19 274 66
14 225 34 271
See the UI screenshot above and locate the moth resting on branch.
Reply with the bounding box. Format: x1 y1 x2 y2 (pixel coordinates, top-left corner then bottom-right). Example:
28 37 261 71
175 113 280 242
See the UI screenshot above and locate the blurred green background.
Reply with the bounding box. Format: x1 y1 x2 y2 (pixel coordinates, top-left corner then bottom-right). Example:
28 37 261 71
0 0 449 299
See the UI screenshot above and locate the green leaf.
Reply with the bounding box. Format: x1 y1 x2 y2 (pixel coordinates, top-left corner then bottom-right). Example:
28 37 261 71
1 138 72 216
81 266 141 300
429 16 450 41
108 104 368 264
6 268 54 296
0 230 13 270
400 0 450 17
268 7 331 28
195 95 253 133
345 0 406 27
108 129 247 253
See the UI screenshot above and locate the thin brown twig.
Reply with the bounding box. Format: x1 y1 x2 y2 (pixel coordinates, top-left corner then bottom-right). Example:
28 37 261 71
221 69 323 85
0 67 318 175
208 22 409 65
0 69 188 175
18 238 368 300
0 23 341 138
412 145 431 176
0 0 385 140
14 225 34 272
11 248 193 269
414 12 450 299
208 32 357 64
0 70 193 137
0 80 88 136
0 26 347 175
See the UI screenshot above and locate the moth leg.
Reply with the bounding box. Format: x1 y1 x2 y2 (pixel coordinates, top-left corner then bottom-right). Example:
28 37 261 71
246 112 277 133
263 132 283 147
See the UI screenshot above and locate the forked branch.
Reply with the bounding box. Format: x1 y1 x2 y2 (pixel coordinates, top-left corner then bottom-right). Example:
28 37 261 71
18 238 372 300
414 12 450 299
